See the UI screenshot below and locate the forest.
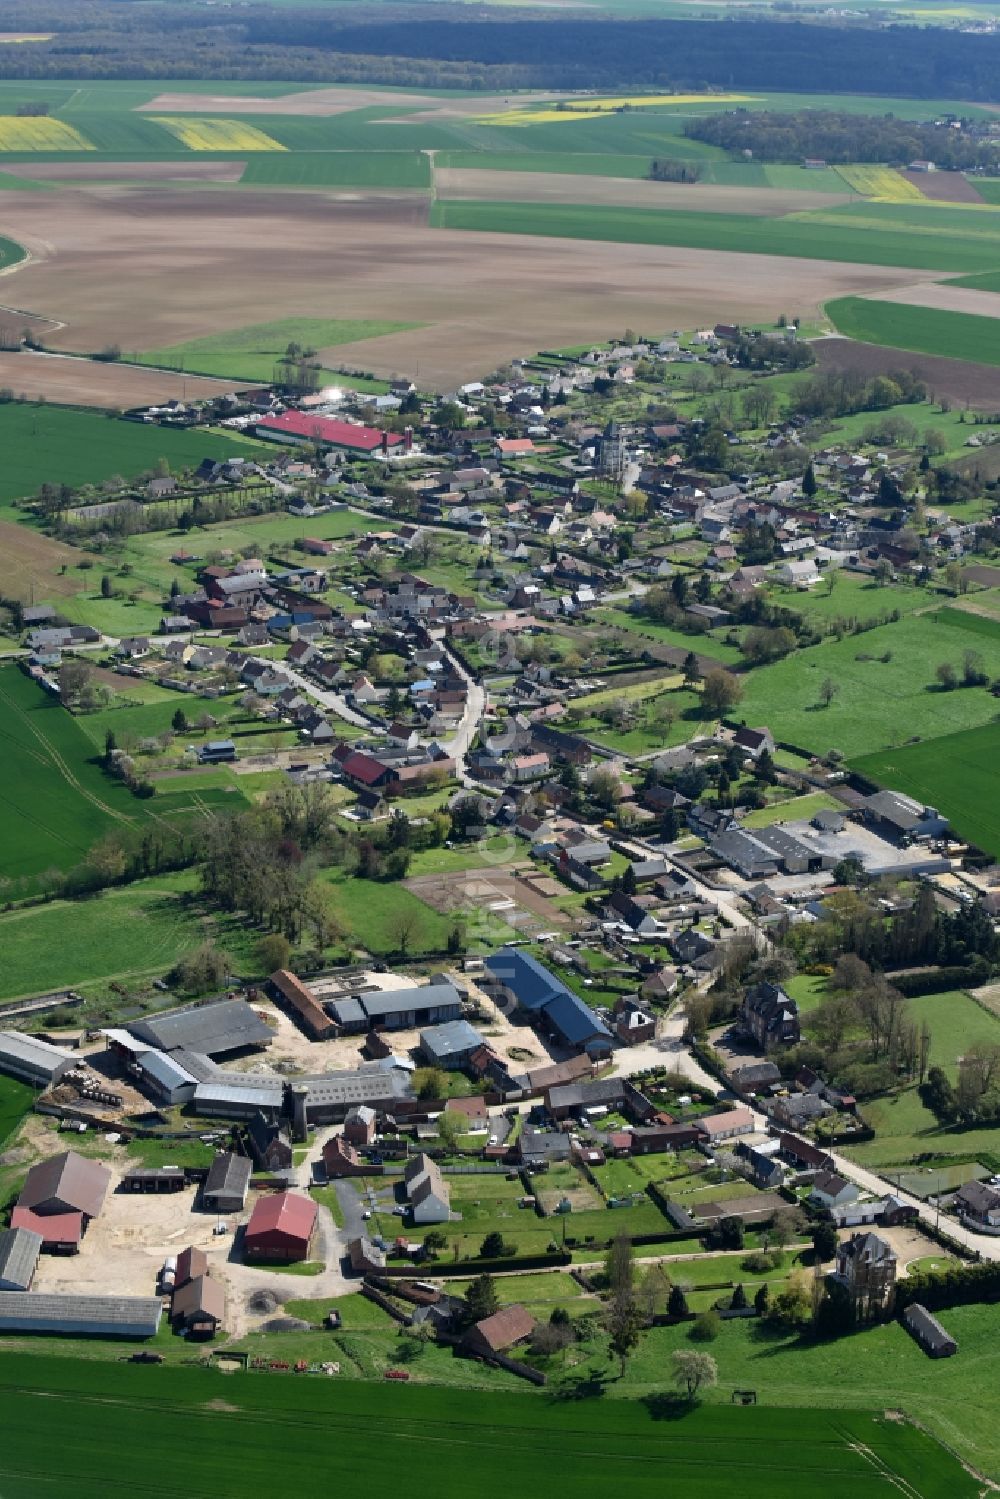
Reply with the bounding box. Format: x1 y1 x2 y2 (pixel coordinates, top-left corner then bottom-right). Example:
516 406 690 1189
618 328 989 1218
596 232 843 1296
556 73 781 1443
685 110 1000 169
1 2 1000 98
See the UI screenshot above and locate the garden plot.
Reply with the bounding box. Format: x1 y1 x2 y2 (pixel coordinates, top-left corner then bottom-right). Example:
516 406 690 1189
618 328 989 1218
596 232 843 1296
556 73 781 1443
534 1162 604 1216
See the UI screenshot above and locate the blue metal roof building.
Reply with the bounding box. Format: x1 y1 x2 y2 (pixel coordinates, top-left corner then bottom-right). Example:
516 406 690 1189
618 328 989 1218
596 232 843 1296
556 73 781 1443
419 1019 484 1069
483 948 612 1058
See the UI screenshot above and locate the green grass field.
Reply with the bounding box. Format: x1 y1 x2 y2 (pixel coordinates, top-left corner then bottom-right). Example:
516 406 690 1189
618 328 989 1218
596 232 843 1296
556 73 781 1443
736 611 1000 760
436 149 656 177
845 990 1000 1166
240 150 430 187
0 667 252 889
0 1352 977 1499
430 198 1000 273
0 405 258 510
827 294 1000 366
133 316 422 383
854 720 1000 857
0 872 255 999
0 1074 35 1148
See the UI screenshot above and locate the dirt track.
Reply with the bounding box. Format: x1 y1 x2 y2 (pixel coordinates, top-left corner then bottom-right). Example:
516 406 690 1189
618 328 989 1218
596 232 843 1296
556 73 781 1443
813 334 1000 408
436 167 853 216
0 183 943 392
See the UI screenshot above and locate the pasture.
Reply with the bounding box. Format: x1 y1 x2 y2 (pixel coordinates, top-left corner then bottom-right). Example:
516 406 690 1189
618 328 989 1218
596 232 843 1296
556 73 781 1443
827 294 1000 366
0 873 252 1001
0 667 250 891
854 720 1000 856
736 611 1000 759
0 1352 976 1499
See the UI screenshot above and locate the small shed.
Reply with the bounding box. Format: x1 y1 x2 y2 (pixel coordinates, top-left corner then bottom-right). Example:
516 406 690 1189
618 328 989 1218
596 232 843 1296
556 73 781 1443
903 1302 957 1358
462 1304 536 1359
201 1152 252 1213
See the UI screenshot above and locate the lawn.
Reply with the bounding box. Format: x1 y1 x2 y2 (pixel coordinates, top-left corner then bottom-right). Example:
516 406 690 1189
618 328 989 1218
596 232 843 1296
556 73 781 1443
431 198 1000 273
133 317 423 384
324 868 453 956
124 1134 216 1168
0 405 257 510
827 294 1000 366
736 611 1000 760
741 792 842 828
854 719 1000 857
784 973 830 1016
847 990 1000 1167
0 1349 979 1497
0 871 254 1000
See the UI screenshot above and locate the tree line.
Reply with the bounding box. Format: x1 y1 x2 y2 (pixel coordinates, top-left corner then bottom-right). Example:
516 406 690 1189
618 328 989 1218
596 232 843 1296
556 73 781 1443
4 5 1000 99
685 109 1000 171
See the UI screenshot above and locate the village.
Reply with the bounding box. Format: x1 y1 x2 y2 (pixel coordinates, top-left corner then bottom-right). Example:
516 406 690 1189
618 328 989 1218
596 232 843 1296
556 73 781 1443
3 315 1000 1408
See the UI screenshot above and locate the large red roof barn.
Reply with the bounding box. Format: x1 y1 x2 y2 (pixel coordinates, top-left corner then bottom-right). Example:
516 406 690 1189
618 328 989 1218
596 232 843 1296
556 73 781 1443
244 1191 317 1262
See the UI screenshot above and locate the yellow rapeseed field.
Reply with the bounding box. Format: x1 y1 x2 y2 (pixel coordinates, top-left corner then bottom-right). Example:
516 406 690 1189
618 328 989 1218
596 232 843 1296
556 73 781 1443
836 165 926 201
479 93 757 126
151 117 286 152
0 117 93 151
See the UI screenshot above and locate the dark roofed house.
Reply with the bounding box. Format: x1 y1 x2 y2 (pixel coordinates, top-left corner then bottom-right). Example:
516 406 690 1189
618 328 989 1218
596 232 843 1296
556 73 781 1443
171 1274 225 1339
201 1153 252 1213
739 982 800 1051
462 1304 536 1359
734 726 775 760
810 1170 858 1210
730 1060 781 1092
247 1112 293 1173
954 1179 1000 1229
18 1151 110 1223
778 1132 834 1172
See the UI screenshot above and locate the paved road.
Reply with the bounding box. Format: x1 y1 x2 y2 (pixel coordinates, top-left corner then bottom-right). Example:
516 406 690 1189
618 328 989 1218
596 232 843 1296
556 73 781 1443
260 658 371 731
439 643 487 783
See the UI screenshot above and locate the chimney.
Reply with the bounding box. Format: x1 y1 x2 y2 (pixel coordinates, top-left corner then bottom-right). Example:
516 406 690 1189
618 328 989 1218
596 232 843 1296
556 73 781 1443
290 1083 309 1143
381 431 389 456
